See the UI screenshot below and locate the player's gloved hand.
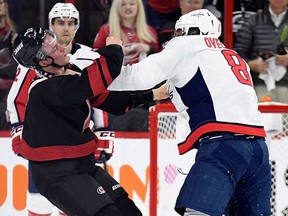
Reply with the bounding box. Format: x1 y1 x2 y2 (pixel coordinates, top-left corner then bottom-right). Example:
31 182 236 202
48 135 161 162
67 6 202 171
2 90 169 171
94 130 115 163
11 124 23 155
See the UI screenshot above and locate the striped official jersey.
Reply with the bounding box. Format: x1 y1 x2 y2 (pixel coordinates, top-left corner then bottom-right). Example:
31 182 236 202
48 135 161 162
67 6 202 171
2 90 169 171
108 35 266 155
7 43 109 129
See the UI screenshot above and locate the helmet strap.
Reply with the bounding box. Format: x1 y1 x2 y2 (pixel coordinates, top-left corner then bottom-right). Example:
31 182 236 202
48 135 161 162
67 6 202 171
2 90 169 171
43 56 66 68
38 56 67 78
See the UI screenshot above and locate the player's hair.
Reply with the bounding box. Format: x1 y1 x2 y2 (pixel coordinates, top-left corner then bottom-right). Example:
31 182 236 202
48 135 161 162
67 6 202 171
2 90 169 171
174 27 201 37
108 0 157 44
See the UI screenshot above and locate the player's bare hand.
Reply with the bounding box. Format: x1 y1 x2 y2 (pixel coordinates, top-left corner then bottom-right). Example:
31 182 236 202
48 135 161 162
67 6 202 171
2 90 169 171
153 82 169 100
106 36 123 46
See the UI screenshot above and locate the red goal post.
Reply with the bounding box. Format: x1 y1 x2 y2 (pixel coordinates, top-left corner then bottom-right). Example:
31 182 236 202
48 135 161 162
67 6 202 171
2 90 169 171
149 103 288 216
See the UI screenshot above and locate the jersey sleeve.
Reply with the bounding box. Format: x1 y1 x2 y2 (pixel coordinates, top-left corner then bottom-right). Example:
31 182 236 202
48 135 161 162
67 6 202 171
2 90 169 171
43 44 123 107
7 65 37 125
108 38 184 91
90 89 153 116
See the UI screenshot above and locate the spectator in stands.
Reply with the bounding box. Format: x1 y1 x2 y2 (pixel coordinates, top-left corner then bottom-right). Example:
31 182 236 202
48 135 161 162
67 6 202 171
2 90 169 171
93 0 160 66
159 0 205 49
233 0 266 34
93 0 160 131
234 0 288 103
144 0 181 33
0 0 17 130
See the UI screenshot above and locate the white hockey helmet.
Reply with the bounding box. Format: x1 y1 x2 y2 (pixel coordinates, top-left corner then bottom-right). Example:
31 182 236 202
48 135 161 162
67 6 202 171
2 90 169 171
48 3 80 30
175 9 221 38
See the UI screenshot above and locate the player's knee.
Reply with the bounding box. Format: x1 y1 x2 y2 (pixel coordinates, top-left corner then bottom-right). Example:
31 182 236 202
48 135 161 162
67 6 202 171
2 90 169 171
183 208 209 216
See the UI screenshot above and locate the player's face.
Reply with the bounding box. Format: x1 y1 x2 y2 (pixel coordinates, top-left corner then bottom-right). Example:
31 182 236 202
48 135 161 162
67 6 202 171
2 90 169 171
51 17 77 47
119 0 138 20
42 32 69 68
180 0 204 15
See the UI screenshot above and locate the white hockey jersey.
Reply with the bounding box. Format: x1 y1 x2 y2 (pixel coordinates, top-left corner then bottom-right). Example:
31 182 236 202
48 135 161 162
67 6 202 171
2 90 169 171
108 35 266 154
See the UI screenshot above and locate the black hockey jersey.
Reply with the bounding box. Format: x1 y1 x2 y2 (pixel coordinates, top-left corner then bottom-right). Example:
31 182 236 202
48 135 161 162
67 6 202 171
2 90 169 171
20 45 123 161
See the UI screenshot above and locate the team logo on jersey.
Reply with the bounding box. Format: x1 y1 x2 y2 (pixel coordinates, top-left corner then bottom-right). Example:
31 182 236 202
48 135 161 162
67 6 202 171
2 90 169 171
97 186 106 194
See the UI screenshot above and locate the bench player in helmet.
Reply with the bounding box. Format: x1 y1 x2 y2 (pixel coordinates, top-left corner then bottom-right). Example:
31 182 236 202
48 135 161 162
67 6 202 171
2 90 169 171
7 3 167 216
10 26 167 216
108 9 271 216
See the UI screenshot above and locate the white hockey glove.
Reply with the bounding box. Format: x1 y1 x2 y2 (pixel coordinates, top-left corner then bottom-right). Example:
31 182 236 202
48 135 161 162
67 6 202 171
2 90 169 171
94 130 115 163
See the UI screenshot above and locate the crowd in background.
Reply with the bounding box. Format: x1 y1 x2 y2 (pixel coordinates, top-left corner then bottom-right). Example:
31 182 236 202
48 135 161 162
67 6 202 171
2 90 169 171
0 0 18 130
1 0 288 131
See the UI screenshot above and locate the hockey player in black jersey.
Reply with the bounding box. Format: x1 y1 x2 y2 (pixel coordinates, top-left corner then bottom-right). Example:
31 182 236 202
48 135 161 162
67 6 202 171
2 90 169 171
11 27 167 216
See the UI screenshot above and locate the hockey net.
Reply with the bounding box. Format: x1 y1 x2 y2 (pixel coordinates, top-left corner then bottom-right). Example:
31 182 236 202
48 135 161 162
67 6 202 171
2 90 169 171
149 103 288 216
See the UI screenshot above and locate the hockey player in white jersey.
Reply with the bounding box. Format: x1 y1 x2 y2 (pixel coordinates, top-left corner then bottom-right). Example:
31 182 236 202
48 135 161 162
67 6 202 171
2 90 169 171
108 9 271 216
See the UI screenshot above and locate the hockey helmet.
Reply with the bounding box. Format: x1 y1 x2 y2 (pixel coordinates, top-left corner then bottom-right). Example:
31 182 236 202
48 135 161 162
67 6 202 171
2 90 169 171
48 3 80 30
175 9 221 38
12 27 57 69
